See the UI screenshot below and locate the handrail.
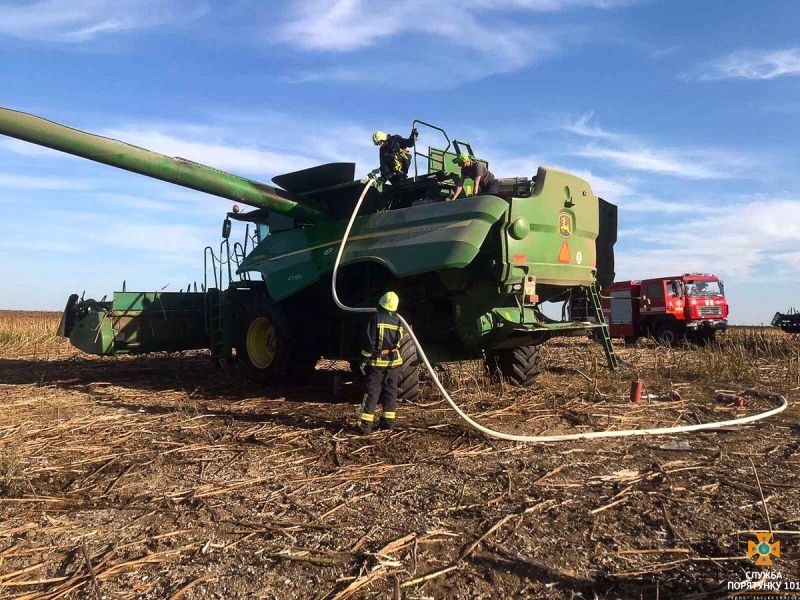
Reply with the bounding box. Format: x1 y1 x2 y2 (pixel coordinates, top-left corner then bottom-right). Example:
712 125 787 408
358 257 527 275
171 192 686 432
412 120 451 182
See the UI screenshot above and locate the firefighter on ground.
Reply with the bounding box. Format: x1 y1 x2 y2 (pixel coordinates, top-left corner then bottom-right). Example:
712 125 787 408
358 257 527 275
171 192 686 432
451 152 499 199
373 128 418 184
358 291 404 434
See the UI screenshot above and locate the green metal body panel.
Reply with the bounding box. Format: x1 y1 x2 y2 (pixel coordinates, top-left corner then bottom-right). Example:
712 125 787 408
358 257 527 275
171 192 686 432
69 311 115 355
238 196 509 301
503 167 598 288
68 292 208 356
0 107 327 222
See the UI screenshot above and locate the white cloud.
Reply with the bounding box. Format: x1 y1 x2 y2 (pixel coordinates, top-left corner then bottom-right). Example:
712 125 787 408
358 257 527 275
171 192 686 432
696 48 800 81
273 0 637 86
617 196 706 214
563 111 623 141
0 0 208 43
0 138 65 157
566 113 745 179
575 145 736 179
278 0 635 53
616 199 800 281
0 172 91 191
0 238 79 252
101 126 319 180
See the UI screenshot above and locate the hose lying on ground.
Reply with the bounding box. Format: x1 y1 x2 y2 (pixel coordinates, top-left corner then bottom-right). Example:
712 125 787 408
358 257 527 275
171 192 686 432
331 177 788 442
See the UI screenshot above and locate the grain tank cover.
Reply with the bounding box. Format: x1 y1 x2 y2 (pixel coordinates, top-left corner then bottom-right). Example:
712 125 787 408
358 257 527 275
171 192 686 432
272 163 356 194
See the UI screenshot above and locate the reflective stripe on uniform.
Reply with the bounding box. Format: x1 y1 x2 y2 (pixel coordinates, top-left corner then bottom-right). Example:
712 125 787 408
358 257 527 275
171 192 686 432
360 412 375 422
383 411 396 420
373 356 403 367
364 316 405 368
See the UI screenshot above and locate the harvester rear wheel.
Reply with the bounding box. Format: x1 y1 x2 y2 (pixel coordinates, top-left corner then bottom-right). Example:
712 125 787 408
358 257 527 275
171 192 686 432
236 297 318 385
397 334 420 402
486 345 542 387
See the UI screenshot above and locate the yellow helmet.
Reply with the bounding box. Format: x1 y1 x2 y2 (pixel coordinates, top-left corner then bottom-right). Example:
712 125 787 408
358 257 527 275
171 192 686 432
454 151 471 165
378 291 399 312
372 131 388 144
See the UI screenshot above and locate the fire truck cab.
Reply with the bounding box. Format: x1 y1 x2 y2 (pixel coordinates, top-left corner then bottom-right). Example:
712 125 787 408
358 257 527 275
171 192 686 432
603 274 728 345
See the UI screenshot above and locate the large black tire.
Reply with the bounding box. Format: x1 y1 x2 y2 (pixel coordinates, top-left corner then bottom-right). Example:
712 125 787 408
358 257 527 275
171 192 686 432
486 345 542 387
654 321 684 347
235 295 318 385
397 334 420 401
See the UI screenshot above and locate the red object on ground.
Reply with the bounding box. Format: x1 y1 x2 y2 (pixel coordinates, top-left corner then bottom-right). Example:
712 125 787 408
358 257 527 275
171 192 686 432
630 380 642 404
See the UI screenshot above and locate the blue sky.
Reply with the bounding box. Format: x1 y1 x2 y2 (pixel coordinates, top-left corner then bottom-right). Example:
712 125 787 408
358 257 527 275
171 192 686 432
1 0 799 324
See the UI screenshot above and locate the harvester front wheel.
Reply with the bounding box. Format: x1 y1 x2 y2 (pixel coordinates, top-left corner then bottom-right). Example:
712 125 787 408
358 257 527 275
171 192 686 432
486 345 542 387
236 298 317 385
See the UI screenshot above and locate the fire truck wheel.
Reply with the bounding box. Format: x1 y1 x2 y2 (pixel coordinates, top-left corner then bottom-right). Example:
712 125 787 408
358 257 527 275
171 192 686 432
397 334 420 402
655 322 683 347
485 345 542 387
236 296 318 384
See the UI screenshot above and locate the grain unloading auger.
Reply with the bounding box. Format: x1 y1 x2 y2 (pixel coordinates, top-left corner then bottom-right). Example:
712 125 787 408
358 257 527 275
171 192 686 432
0 107 619 401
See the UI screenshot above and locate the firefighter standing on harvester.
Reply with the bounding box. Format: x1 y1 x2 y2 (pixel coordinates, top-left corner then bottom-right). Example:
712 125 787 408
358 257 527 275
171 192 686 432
358 292 404 434
373 129 418 184
451 152 499 199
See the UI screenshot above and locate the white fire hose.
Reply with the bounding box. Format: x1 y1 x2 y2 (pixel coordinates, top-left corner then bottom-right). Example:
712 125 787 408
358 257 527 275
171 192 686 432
331 176 787 442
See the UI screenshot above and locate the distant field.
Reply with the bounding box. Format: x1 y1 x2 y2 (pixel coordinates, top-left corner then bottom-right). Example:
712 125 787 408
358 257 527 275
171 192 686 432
0 311 69 358
0 310 798 599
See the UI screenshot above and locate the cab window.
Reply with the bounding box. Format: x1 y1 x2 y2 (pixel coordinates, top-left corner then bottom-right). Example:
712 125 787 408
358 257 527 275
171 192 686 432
646 283 664 300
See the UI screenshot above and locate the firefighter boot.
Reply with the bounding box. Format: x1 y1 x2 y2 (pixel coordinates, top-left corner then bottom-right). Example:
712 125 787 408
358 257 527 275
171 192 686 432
379 411 397 430
358 412 375 435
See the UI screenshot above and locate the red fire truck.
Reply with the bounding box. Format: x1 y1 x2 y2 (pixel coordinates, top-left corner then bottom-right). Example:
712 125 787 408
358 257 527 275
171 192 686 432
600 274 728 345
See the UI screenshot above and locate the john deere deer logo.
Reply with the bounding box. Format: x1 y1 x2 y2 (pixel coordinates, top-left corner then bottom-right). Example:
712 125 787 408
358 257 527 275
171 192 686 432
558 212 573 239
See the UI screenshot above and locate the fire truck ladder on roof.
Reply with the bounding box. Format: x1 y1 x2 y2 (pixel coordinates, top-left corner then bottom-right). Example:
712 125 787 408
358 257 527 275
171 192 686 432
587 282 619 371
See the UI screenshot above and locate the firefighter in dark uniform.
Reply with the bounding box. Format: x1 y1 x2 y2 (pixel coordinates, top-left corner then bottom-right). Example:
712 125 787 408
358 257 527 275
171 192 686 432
451 152 499 199
373 129 418 184
358 291 404 434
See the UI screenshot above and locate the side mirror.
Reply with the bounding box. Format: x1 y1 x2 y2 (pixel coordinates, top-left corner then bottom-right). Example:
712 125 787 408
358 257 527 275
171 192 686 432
222 218 232 239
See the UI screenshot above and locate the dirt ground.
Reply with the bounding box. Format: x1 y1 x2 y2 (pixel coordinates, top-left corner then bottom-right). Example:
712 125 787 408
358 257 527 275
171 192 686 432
1 311 799 599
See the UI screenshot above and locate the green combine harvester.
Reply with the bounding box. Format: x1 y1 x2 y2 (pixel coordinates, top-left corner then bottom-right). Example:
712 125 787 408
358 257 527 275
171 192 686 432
0 109 618 401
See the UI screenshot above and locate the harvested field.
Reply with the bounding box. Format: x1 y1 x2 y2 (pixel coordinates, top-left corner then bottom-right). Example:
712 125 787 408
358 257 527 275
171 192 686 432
1 311 799 599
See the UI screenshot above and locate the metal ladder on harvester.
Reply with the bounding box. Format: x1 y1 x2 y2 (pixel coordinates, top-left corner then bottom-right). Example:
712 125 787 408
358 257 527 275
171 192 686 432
587 282 619 371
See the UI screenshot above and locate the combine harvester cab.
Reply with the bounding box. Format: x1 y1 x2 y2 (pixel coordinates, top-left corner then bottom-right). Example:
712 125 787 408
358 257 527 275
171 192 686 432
0 109 619 399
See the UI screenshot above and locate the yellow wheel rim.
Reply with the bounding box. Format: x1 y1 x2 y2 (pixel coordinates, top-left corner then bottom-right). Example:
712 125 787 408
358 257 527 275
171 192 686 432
246 317 277 369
